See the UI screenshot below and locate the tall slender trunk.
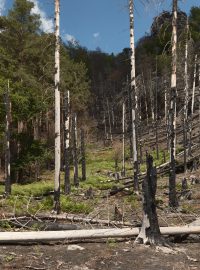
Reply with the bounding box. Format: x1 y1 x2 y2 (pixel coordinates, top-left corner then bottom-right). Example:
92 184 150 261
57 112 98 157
54 0 61 213
169 0 178 208
72 113 79 187
107 99 113 143
81 129 86 181
64 91 70 194
183 18 189 173
129 0 139 191
142 74 149 126
5 80 11 195
122 103 126 176
198 64 200 144
127 77 133 158
155 57 159 160
188 54 198 156
103 111 108 141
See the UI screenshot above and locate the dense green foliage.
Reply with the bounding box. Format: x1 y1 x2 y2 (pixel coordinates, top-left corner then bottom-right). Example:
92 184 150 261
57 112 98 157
0 0 90 182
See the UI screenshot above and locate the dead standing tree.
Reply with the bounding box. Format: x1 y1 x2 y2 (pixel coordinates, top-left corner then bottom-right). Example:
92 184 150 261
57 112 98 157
122 102 126 176
168 0 178 208
129 0 139 191
64 91 70 194
188 54 198 156
72 113 79 187
4 80 11 195
54 0 61 213
183 18 189 173
135 155 167 245
81 128 86 181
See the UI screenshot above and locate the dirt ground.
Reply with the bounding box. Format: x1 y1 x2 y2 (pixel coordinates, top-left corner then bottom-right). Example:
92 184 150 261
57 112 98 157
0 239 200 270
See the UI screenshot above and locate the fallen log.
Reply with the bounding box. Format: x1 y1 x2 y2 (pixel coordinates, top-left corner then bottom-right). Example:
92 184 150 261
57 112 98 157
37 214 139 227
0 226 200 243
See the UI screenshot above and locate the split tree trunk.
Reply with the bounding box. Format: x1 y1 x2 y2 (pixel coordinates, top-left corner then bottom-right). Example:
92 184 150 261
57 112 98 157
72 113 79 187
169 0 178 208
129 0 139 191
81 129 86 181
135 155 166 245
54 0 61 213
5 80 11 195
64 91 70 194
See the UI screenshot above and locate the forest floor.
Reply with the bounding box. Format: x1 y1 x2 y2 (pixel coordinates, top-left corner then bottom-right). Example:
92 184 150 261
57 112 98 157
0 143 200 269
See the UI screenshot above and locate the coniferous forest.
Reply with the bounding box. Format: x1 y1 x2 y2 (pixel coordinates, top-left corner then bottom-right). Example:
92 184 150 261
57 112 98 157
0 0 200 269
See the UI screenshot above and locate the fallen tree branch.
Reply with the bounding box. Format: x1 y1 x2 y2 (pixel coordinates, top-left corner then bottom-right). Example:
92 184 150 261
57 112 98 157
0 226 200 243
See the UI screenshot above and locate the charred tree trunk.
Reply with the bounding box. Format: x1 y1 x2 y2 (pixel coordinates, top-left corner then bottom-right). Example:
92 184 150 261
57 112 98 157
129 0 139 192
169 0 178 208
5 80 11 195
72 113 79 187
54 0 61 213
64 91 70 194
135 155 166 245
81 129 86 181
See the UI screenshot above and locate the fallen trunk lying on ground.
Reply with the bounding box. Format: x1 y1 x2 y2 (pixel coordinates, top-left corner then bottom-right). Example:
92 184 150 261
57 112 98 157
0 226 200 244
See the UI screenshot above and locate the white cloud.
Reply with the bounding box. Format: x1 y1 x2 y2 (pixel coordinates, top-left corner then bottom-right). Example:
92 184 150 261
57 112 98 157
93 32 100 38
0 0 5 16
29 0 53 33
64 33 77 45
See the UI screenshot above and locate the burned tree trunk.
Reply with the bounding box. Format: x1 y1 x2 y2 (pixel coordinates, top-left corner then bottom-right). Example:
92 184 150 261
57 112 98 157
81 129 86 181
5 80 11 195
169 0 178 208
129 0 139 192
54 0 61 213
72 113 79 187
135 155 166 245
64 91 70 194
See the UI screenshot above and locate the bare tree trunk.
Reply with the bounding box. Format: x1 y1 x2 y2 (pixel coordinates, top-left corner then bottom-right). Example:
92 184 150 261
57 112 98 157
54 0 61 213
129 0 139 192
188 54 197 156
107 99 113 144
135 155 166 245
72 113 79 187
155 57 159 160
81 129 86 181
127 77 133 158
169 0 178 208
5 80 11 195
199 64 200 144
122 103 126 176
183 18 189 173
142 74 149 126
64 91 70 194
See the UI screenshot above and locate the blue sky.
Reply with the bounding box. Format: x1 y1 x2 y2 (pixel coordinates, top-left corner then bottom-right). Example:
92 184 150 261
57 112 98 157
1 0 200 54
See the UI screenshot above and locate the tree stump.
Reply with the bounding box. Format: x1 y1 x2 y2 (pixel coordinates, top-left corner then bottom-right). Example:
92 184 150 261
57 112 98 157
135 154 167 245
